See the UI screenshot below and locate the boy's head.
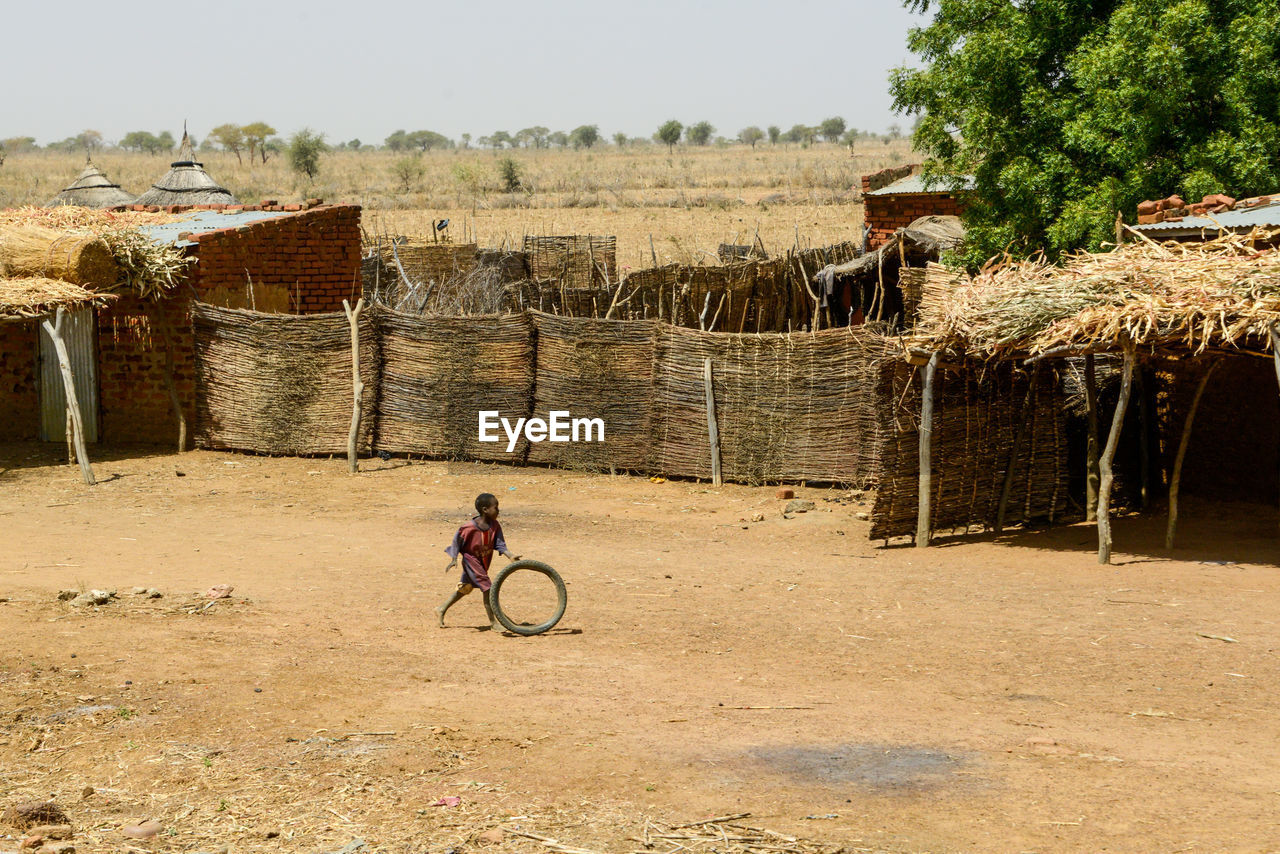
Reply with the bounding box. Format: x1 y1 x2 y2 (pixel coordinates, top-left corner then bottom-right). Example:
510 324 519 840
475 492 499 520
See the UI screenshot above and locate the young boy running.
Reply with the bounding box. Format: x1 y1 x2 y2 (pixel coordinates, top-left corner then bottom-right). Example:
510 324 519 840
438 493 520 630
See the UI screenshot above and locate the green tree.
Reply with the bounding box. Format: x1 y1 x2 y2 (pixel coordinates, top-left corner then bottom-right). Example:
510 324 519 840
209 124 246 163
891 0 1280 262
406 130 451 151
767 125 781 145
120 131 159 153
392 155 425 192
288 128 327 179
548 130 569 148
241 122 277 163
613 131 628 147
516 126 550 148
385 129 409 151
347 138 362 151
738 126 765 148
2 136 37 154
685 121 715 146
570 124 600 149
655 119 683 153
783 124 815 145
497 156 523 192
819 116 846 143
488 130 513 149
157 130 176 152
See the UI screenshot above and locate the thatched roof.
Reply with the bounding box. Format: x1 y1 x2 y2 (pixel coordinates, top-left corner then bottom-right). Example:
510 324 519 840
823 216 966 280
0 276 116 323
913 228 1280 360
47 158 136 209
135 130 238 206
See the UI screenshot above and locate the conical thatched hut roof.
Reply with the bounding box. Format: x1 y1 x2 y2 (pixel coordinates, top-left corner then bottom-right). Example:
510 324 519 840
46 158 136 208
135 131 238 206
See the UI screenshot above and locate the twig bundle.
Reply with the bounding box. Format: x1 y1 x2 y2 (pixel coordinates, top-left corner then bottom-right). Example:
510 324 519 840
918 228 1280 357
0 276 115 322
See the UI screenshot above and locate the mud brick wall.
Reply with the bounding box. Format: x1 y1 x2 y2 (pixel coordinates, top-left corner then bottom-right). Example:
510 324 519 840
862 189 963 250
187 205 362 314
0 322 39 441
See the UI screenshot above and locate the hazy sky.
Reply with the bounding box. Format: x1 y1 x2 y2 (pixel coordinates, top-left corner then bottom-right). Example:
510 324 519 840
6 0 926 146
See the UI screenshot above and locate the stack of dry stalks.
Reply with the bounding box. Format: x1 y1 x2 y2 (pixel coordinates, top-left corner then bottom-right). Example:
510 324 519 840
0 276 115 321
918 228 1280 357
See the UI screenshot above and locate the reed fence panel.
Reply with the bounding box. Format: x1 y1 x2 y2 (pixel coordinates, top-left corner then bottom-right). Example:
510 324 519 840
192 302 378 454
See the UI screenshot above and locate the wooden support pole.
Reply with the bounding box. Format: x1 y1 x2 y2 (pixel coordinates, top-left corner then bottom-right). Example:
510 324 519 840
1137 367 1151 509
1166 359 1219 549
1097 344 1135 565
41 308 94 486
703 358 722 487
1084 354 1100 522
996 366 1039 533
342 298 365 475
917 351 940 547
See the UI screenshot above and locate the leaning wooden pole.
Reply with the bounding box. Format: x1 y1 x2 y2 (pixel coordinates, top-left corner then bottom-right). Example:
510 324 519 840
41 308 95 486
703 358 722 487
342 298 365 475
1083 354 1100 522
917 351 940 547
1166 359 1219 549
1097 345 1136 565
996 366 1040 533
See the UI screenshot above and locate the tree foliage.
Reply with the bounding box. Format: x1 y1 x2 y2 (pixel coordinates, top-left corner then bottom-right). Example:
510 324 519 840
767 125 781 145
891 0 1280 262
570 124 600 149
685 121 715 146
209 124 246 163
655 120 683 152
241 122 277 163
288 128 327 180
738 126 765 148
819 116 846 142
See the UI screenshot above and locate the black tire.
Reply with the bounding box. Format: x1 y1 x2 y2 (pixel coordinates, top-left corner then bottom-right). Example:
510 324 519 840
488 559 567 636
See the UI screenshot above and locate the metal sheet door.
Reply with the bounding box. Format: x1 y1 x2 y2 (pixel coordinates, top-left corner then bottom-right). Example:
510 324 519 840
38 309 99 443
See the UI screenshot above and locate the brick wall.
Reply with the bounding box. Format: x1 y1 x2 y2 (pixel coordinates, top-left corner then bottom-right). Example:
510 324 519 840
863 191 964 250
0 322 38 441
96 293 194 446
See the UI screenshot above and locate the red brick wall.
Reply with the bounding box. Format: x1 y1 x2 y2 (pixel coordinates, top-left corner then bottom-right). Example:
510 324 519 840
188 205 362 313
863 192 964 250
94 204 362 445
0 322 38 441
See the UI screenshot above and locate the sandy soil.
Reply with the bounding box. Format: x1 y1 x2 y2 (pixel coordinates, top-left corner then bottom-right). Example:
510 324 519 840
2 443 1279 853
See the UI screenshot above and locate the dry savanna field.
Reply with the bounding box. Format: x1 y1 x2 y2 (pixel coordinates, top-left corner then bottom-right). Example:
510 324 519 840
5 141 1280 853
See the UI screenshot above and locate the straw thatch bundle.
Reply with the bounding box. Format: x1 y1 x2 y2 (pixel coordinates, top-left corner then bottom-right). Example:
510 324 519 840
374 311 534 460
192 303 378 454
918 228 1280 358
0 224 120 286
651 324 885 484
868 359 1069 540
136 131 238 206
527 313 658 471
0 276 116 322
47 159 136 208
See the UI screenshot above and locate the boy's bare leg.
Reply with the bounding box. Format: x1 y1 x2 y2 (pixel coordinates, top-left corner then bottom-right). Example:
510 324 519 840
436 583 472 628
482 591 503 632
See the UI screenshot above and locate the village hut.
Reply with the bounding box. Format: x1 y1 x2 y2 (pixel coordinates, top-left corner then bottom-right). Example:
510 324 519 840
46 158 135 208
878 227 1280 562
135 131 238 207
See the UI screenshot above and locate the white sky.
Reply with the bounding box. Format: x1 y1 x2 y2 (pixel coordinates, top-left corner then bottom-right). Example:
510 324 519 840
4 0 926 146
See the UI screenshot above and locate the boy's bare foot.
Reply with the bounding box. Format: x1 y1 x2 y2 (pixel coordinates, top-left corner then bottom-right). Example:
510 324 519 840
435 605 447 628
490 621 505 633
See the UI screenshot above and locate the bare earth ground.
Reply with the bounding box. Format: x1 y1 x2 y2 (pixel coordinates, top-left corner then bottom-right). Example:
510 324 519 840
2 444 1280 853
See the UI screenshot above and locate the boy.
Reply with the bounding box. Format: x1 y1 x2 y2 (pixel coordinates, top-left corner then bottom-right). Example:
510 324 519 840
438 493 520 630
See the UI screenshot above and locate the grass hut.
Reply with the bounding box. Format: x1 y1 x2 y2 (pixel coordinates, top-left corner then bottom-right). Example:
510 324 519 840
135 130 238 207
47 158 136 208
888 227 1280 562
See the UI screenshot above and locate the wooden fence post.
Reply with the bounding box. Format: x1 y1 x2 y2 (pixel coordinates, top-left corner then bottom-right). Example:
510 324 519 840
703 358 722 487
343 298 365 474
917 351 940 547
41 308 95 486
1166 359 1219 549
1097 344 1135 564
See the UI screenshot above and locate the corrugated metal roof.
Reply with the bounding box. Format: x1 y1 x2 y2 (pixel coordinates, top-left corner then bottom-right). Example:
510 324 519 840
867 174 975 196
136 209 290 247
1131 199 1280 234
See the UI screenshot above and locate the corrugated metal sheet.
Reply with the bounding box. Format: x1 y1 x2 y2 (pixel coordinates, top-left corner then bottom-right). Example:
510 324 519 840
867 174 976 196
39 308 99 443
137 210 290 247
1130 199 1280 233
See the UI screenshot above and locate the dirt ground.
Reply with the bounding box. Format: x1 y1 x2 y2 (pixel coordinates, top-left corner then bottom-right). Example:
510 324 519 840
2 443 1279 853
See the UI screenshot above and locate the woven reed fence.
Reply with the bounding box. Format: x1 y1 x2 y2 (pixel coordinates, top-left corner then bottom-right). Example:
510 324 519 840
528 313 658 472
868 360 1069 540
192 303 379 455
524 235 616 288
375 311 535 460
380 242 478 284
651 324 885 485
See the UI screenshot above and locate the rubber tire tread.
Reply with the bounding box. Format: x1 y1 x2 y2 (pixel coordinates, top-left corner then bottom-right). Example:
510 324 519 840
488 559 567 636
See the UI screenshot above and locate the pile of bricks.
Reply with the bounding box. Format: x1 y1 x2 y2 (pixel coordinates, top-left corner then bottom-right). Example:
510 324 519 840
861 164 918 195
114 198 327 215
1136 192 1276 224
